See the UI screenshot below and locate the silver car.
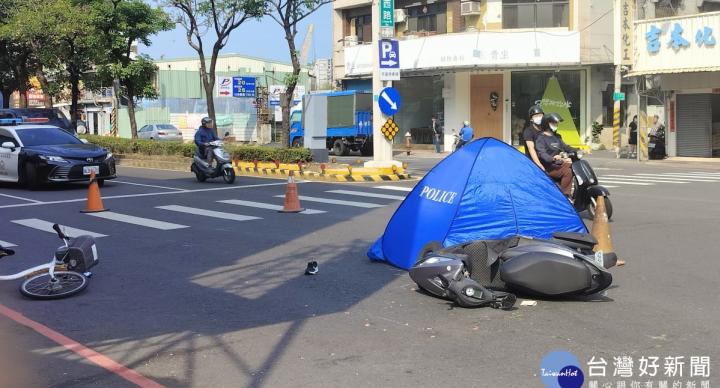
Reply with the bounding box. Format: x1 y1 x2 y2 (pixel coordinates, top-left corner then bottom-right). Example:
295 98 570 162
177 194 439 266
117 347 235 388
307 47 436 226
138 124 183 141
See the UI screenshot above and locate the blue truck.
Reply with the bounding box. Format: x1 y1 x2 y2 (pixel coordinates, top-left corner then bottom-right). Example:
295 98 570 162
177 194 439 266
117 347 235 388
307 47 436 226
289 91 373 156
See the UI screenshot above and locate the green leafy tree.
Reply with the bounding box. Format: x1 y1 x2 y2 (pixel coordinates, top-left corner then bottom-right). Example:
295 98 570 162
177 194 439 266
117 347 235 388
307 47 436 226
265 0 331 146
96 56 160 137
89 0 172 138
168 0 265 135
3 0 100 129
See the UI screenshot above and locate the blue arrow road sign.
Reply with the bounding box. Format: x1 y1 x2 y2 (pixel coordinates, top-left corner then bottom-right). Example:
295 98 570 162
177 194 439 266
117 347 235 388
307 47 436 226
378 87 401 116
379 40 400 81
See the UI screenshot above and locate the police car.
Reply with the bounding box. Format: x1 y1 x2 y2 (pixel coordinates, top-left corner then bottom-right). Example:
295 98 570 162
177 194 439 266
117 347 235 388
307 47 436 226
0 118 116 189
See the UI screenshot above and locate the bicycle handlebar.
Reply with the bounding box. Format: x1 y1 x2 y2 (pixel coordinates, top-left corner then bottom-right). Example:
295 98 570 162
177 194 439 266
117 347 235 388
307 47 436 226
53 223 69 241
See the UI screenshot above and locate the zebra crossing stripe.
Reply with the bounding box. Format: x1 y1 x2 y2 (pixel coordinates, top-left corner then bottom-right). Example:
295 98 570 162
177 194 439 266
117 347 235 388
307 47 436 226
156 205 261 221
86 212 188 230
11 219 107 238
601 175 688 184
326 190 406 201
374 185 413 192
274 195 385 208
633 174 720 182
655 173 720 180
218 199 326 214
597 180 653 186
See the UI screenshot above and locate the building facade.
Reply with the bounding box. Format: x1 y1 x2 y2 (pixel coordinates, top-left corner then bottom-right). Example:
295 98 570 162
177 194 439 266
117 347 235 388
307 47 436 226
631 3 720 158
332 0 633 150
114 54 309 141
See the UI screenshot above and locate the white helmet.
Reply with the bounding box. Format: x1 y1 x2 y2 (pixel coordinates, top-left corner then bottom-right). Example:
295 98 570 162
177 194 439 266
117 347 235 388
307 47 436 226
463 120 470 126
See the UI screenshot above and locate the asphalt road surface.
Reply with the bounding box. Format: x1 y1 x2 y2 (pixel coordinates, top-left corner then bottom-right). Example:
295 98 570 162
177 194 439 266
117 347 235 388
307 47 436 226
0 156 718 388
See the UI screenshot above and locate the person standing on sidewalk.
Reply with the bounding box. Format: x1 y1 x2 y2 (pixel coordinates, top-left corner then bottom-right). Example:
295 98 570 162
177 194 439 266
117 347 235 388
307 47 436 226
628 115 638 157
431 115 442 153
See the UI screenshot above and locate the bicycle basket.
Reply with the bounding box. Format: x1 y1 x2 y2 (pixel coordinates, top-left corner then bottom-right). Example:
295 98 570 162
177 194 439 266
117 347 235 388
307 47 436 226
64 236 99 272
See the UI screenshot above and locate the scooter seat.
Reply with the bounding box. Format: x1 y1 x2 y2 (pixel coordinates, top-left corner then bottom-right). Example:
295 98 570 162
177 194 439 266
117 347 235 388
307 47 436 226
552 232 597 250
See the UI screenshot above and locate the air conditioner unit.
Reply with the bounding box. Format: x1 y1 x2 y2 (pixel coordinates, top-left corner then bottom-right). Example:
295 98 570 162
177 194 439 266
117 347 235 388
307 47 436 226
460 1 482 16
344 35 359 46
394 9 407 23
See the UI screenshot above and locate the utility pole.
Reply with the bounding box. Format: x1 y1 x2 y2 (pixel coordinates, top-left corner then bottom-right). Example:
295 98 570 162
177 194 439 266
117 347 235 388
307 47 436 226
365 0 400 168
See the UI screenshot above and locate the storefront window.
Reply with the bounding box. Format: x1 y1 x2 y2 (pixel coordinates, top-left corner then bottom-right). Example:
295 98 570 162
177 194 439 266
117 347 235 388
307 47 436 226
393 75 445 144
502 0 569 29
510 71 584 145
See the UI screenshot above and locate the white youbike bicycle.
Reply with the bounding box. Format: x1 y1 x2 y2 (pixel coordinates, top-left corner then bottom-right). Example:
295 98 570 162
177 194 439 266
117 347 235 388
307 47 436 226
0 224 99 299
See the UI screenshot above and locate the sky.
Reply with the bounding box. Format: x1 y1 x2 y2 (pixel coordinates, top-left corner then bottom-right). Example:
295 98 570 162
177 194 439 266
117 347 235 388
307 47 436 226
139 2 333 65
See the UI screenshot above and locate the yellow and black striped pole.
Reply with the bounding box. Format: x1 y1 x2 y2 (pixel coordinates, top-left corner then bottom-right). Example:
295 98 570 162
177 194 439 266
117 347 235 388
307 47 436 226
639 112 648 161
613 65 622 154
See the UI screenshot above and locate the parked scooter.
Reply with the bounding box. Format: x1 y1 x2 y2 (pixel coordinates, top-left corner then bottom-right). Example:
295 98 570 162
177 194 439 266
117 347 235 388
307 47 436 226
561 150 613 220
451 129 461 152
191 140 236 184
410 232 615 308
648 125 666 160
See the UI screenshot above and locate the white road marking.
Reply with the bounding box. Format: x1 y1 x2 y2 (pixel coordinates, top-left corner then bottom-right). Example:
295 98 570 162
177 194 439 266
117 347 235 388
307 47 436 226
601 175 688 183
112 180 186 191
156 205 261 221
631 174 720 182
374 185 413 192
218 199 326 214
0 181 292 210
275 195 385 208
0 240 17 247
11 219 107 238
596 180 653 186
327 190 406 200
0 193 42 203
85 211 188 230
602 185 619 188
690 171 720 175
653 173 720 181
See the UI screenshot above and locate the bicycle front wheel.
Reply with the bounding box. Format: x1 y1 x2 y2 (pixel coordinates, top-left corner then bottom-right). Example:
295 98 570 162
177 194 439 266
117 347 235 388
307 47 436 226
20 271 89 300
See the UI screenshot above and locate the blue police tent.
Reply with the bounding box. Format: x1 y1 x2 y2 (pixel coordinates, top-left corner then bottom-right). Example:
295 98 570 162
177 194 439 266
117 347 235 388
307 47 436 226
367 137 587 270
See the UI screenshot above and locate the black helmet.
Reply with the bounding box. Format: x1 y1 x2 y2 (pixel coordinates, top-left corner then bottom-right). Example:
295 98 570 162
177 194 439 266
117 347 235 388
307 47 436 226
201 117 213 126
545 112 563 124
528 105 544 118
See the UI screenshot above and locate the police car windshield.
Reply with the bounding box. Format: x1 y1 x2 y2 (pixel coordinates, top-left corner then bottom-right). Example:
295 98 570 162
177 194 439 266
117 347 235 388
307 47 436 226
16 127 82 146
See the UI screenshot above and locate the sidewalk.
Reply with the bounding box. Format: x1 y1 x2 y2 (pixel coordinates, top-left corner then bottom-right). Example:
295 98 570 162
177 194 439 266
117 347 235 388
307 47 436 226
586 151 720 170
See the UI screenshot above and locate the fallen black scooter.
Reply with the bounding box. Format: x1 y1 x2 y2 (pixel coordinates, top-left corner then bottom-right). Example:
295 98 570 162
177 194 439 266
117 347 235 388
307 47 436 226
562 150 613 220
410 232 615 308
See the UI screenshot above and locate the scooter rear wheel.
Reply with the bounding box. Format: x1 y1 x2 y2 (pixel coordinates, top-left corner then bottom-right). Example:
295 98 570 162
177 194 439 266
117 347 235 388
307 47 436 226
193 165 207 182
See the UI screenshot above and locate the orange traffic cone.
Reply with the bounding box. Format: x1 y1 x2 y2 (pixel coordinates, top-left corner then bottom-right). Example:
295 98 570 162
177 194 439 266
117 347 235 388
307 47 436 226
280 171 304 213
81 171 108 213
590 196 623 267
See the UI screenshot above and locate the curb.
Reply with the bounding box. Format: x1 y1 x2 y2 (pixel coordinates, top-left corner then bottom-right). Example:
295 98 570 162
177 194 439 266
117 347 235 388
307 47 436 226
233 166 412 182
116 158 412 182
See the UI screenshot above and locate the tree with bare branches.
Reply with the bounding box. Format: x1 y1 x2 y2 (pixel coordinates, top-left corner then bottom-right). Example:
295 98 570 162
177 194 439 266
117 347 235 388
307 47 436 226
169 0 265 135
265 0 332 146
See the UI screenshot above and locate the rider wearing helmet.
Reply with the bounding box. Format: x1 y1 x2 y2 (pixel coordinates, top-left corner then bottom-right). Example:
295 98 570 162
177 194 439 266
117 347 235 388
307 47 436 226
534 113 578 198
457 120 474 150
194 117 219 166
523 105 545 171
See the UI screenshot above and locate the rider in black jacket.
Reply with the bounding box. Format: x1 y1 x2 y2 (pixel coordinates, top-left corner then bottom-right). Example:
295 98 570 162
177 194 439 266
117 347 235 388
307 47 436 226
534 113 577 198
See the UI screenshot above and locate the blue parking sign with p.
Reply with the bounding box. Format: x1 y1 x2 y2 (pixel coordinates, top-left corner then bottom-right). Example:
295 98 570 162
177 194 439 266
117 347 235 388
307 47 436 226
379 39 400 81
